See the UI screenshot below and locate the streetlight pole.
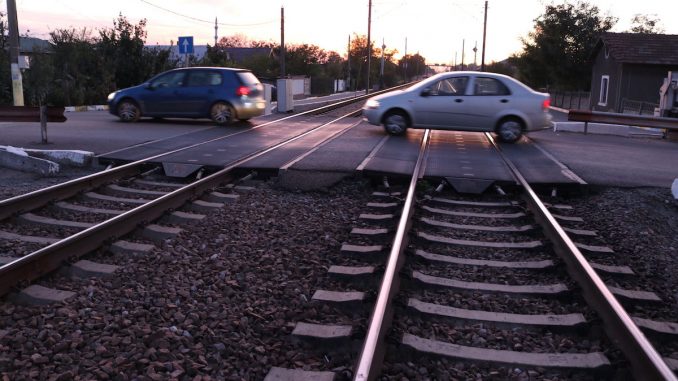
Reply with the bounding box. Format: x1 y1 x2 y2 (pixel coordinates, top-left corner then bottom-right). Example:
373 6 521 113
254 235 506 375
481 0 488 72
366 0 372 94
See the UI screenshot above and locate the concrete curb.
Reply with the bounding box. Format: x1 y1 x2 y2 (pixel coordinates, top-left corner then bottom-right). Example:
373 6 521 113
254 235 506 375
0 146 94 175
64 105 108 112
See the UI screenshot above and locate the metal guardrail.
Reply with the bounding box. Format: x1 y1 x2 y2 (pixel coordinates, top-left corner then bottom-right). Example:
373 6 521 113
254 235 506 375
568 109 678 134
0 106 66 123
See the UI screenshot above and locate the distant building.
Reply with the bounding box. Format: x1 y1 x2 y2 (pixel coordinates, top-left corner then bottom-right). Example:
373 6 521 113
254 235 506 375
589 32 678 113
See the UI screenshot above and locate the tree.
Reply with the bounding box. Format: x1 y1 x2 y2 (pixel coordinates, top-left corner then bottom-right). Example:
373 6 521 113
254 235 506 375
511 1 616 90
98 14 149 90
628 14 665 34
0 12 11 104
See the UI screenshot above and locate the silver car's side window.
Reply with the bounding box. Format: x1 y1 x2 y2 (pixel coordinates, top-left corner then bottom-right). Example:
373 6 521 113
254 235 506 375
428 77 468 96
473 77 511 96
150 72 185 89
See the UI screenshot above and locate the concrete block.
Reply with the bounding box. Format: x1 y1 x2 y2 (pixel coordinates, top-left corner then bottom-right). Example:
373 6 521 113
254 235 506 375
24 149 94 167
0 149 59 175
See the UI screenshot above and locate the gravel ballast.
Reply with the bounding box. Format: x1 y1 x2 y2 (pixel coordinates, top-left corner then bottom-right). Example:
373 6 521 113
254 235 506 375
1 167 678 379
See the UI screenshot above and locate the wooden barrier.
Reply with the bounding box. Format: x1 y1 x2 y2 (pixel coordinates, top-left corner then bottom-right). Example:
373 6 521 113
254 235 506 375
0 106 66 123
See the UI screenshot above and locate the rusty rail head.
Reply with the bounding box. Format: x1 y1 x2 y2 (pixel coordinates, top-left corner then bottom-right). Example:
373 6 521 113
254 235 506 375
486 132 676 381
0 106 66 123
567 109 678 130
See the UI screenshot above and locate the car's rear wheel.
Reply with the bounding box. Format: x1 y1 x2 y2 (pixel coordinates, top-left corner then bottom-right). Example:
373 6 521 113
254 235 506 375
117 100 140 122
211 102 236 125
383 111 409 135
496 117 524 143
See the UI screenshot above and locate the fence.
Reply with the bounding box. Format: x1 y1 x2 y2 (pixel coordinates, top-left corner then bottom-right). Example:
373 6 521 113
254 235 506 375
550 91 591 110
619 98 658 116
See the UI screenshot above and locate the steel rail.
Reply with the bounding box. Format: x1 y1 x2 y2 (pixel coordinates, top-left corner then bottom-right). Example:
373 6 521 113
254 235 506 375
354 129 431 381
0 108 365 297
485 132 676 381
0 83 408 221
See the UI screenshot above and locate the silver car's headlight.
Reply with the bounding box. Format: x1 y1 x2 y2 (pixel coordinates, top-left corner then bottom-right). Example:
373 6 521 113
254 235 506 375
365 99 380 109
107 92 116 101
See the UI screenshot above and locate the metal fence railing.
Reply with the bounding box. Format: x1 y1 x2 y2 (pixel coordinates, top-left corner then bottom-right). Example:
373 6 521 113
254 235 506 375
619 98 658 116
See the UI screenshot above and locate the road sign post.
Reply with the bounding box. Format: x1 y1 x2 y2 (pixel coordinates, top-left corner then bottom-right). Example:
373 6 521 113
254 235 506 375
178 36 194 68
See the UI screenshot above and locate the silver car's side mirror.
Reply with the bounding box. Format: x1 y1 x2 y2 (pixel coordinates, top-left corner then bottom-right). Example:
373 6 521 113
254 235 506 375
420 89 431 97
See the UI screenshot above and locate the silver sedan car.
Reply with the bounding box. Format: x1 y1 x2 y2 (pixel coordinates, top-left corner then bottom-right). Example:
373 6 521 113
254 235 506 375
362 71 552 142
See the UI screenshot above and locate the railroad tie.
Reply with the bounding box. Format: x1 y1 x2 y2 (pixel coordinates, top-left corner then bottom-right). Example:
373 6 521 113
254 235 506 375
203 191 239 203
18 213 95 229
83 192 148 205
107 184 168 197
66 260 120 278
414 249 554 269
407 298 587 329
401 334 610 370
412 271 569 297
0 230 59 245
188 200 225 213
110 240 155 256
291 322 352 348
417 231 542 249
312 290 366 311
328 265 377 286
54 201 124 216
10 284 76 305
263 367 335 381
166 211 206 225
142 224 183 243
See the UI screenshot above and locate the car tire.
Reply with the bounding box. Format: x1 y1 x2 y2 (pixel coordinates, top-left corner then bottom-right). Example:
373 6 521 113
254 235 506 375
496 117 524 143
383 111 409 135
117 100 141 122
210 102 236 126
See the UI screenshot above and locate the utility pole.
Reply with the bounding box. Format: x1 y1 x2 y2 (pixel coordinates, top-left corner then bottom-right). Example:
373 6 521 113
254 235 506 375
347 35 351 91
461 39 465 71
481 0 488 71
280 7 285 77
214 17 218 46
366 0 372 94
379 38 385 89
7 0 24 106
403 37 408 82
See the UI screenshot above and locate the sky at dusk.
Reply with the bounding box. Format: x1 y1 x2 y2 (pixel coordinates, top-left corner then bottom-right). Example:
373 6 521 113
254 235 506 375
8 0 678 65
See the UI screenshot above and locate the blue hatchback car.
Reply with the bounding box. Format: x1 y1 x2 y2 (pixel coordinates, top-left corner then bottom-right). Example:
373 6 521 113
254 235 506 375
107 67 266 125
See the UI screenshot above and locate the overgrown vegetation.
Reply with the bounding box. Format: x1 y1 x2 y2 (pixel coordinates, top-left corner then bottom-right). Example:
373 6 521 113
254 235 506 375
0 13 429 106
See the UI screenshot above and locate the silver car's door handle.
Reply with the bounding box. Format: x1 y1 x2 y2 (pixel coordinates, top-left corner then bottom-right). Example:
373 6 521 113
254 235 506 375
455 99 463 103
500 99 509 103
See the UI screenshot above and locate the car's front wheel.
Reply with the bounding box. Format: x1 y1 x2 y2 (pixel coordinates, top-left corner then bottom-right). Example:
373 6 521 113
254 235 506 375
383 111 409 135
210 102 236 125
496 117 524 143
117 100 140 122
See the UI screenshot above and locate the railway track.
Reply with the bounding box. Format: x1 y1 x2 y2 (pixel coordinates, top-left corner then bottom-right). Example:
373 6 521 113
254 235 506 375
0 86 402 300
268 131 678 381
2 89 677 380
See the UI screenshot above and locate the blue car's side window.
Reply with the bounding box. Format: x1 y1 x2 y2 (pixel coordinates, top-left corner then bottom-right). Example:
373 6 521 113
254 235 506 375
150 72 185 89
187 71 223 87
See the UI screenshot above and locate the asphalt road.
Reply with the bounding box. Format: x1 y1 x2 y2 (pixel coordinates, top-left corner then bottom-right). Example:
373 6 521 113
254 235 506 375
1 109 676 189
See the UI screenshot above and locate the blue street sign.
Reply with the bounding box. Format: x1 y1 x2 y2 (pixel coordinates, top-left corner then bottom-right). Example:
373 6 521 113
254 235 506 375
178 36 194 54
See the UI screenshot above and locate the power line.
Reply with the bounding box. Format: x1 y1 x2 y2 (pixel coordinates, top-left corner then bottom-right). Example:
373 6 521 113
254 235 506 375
139 0 276 27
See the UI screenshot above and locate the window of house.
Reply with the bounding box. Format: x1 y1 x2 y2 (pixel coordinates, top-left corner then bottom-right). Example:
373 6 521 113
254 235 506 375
599 75 609 106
